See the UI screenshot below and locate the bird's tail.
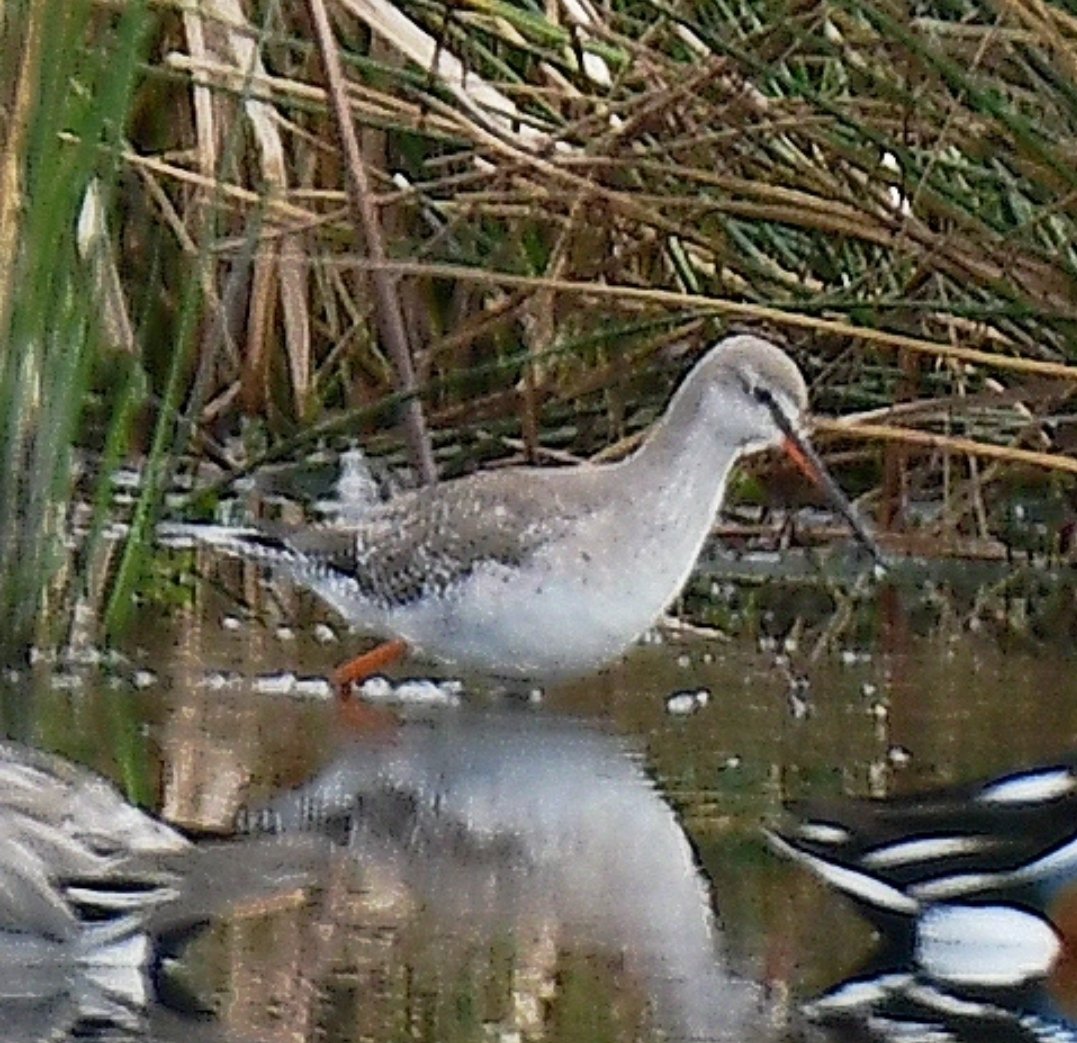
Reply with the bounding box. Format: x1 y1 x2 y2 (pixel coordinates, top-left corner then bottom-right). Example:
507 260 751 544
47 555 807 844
157 522 300 567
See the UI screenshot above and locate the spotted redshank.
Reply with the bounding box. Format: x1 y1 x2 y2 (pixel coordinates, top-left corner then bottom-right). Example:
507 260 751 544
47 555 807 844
168 335 883 685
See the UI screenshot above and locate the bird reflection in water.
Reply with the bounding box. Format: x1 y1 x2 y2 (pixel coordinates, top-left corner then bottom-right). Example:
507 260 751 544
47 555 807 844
242 708 778 1043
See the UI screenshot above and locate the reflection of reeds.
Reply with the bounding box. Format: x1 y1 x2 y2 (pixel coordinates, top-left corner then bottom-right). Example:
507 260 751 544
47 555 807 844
3 0 1077 652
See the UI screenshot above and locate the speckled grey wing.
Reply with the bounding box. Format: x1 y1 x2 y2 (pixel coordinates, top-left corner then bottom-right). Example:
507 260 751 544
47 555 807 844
284 472 586 609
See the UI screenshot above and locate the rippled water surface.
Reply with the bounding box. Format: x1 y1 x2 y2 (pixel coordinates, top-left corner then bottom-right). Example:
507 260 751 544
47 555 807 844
4 571 1075 1043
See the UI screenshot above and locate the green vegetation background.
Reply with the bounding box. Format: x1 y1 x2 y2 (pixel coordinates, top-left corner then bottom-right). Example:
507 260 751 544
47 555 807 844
1 0 1075 659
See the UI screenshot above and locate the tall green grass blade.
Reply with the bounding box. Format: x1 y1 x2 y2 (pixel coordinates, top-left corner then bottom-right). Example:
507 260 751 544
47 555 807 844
0 0 153 661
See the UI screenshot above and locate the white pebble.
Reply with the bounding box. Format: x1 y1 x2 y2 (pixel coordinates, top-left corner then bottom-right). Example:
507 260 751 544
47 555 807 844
200 671 242 691
293 677 333 700
66 646 103 666
254 672 297 695
393 679 461 706
666 693 696 715
861 682 877 698
665 689 710 716
274 626 296 642
131 669 158 689
869 701 889 721
528 687 544 704
888 745 912 766
313 623 337 644
357 675 393 701
52 672 84 691
221 615 242 632
355 674 462 706
676 653 691 669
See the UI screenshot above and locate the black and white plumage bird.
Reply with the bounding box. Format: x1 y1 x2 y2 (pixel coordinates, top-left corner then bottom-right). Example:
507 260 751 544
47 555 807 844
770 758 1077 1043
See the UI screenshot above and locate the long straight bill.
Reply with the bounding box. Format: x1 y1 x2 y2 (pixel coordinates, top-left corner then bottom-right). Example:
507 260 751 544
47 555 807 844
771 415 887 574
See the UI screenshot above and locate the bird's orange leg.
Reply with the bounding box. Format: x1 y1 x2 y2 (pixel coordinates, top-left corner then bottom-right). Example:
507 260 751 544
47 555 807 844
332 637 409 693
332 638 410 735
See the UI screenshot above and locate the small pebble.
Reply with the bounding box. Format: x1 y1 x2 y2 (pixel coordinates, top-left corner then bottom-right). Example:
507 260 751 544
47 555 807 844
722 755 742 771
65 646 103 666
313 623 337 644
861 682 877 698
788 690 811 720
355 674 462 706
199 671 242 691
888 745 912 767
393 679 462 706
293 677 333 700
111 466 142 490
357 675 393 701
131 669 158 689
275 626 296 642
676 653 691 669
665 688 710 716
528 687 544 704
254 672 297 695
52 672 84 691
221 615 242 632
869 700 889 721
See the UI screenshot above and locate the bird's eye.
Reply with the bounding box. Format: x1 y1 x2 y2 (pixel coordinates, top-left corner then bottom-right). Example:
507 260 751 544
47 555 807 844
747 382 774 407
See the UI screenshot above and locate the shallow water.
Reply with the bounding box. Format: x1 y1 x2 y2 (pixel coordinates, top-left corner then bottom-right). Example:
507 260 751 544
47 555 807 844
3 571 1076 1043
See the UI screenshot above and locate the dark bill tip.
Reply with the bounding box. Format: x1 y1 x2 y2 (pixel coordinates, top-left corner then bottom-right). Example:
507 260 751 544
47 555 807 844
779 431 887 574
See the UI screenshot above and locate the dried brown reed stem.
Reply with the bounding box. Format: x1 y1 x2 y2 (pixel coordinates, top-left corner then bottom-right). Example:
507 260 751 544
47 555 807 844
307 0 436 484
347 261 1077 384
0 1 45 343
814 420 1077 478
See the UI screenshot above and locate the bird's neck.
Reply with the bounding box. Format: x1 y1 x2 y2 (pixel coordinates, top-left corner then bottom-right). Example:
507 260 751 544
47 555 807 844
620 376 740 524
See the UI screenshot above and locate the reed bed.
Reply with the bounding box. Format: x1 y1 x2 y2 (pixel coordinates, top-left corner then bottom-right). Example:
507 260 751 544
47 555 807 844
1 0 1075 653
